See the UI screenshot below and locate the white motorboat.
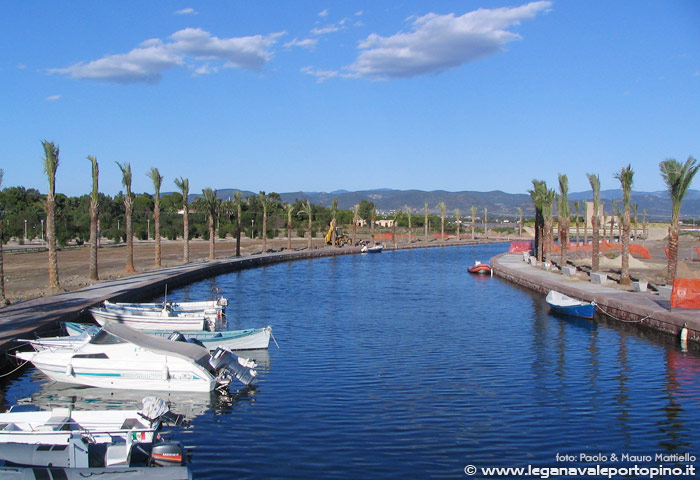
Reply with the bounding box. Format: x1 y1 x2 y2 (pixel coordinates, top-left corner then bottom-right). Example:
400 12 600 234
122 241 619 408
0 396 191 477
62 322 274 351
89 306 217 331
105 299 224 319
16 322 258 392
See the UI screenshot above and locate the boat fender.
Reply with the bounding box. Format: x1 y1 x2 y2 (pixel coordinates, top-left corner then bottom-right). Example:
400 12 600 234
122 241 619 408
162 366 170 380
66 364 74 377
680 323 689 342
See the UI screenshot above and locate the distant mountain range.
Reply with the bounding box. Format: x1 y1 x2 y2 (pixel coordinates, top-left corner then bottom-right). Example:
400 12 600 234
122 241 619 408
205 188 700 221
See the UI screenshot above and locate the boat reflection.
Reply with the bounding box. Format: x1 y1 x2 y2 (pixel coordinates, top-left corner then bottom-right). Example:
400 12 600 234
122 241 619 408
18 380 259 421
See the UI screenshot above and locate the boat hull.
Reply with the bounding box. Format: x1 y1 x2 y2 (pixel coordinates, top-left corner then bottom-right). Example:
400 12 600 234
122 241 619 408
545 290 597 319
468 265 491 274
0 466 192 480
90 308 207 331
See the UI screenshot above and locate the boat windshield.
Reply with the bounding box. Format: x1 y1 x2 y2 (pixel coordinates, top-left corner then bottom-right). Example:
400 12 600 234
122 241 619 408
89 329 127 345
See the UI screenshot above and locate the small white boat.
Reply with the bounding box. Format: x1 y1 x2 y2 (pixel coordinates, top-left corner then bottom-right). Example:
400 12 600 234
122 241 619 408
105 299 225 317
89 306 217 331
62 322 274 351
361 244 383 253
545 290 597 319
0 396 190 477
16 322 258 392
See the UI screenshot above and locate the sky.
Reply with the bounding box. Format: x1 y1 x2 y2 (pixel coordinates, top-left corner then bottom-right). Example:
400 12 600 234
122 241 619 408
1 1 699 199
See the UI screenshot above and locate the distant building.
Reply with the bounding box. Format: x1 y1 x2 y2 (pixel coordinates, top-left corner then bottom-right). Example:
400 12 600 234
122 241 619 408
375 219 394 228
584 201 619 229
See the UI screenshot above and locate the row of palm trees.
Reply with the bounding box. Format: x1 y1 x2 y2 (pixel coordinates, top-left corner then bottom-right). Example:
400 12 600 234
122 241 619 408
530 156 698 286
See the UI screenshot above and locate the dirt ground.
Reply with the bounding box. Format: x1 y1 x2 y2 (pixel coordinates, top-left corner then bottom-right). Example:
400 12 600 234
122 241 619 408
1 237 318 303
1 233 698 303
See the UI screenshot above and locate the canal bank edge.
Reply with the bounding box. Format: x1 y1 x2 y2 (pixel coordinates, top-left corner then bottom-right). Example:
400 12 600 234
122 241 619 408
491 252 700 346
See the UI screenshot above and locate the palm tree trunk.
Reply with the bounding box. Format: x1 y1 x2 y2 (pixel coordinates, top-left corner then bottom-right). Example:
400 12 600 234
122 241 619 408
236 206 242 257
591 216 600 272
46 194 60 288
287 220 292 250
392 222 397 247
0 221 6 305
125 197 135 273
183 208 190 263
307 218 313 250
154 203 161 267
89 199 99 280
262 212 268 254
621 209 631 285
441 216 445 241
667 223 679 284
209 215 215 260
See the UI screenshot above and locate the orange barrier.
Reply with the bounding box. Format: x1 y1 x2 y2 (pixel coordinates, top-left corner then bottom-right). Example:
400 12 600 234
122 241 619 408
696 247 700 260
671 278 700 309
509 242 533 253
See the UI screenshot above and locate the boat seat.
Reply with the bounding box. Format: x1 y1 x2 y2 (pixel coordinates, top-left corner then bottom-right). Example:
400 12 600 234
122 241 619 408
105 442 130 466
120 417 146 429
36 407 72 431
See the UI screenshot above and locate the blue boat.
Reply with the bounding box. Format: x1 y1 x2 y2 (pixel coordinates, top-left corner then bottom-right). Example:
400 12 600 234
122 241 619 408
545 290 597 319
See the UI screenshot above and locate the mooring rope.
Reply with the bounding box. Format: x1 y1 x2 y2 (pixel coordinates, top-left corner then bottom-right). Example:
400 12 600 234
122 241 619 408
0 359 29 378
596 304 653 323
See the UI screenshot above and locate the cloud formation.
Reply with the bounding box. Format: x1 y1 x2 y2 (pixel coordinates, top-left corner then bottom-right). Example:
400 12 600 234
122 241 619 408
50 28 283 84
174 7 197 16
346 1 551 80
45 94 61 101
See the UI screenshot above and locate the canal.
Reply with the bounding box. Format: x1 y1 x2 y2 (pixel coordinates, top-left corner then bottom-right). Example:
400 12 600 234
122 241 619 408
3 243 700 479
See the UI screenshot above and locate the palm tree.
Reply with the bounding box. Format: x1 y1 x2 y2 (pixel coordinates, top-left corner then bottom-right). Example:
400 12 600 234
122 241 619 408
174 177 190 263
404 205 412 243
115 162 136 272
642 209 647 240
87 155 99 280
424 202 429 241
660 156 699 284
370 205 376 241
583 201 588 245
285 204 295 250
470 206 477 240
233 191 243 257
147 167 163 267
455 208 461 240
0 169 6 305
352 204 360 246
517 207 523 238
528 180 547 262
484 207 488 238
615 164 634 285
260 193 275 254
42 140 61 289
587 173 601 272
631 203 638 241
298 200 314 250
557 173 570 267
573 200 580 247
199 188 220 260
542 188 556 262
437 202 446 240
330 198 338 245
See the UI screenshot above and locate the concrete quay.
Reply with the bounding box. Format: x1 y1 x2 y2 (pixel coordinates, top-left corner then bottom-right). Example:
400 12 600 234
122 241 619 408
491 252 700 344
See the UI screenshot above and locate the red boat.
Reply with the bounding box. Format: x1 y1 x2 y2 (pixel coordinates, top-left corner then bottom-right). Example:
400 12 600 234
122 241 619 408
468 261 491 275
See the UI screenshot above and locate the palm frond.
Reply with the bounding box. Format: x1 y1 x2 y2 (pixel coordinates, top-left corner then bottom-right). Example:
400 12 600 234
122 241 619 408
41 140 60 195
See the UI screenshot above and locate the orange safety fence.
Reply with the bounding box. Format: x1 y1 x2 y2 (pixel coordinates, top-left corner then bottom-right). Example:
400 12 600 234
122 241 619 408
509 242 533 253
671 278 700 309
548 241 651 259
697 247 700 260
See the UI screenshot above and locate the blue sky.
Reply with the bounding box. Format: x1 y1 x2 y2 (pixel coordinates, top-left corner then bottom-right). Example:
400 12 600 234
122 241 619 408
1 1 698 198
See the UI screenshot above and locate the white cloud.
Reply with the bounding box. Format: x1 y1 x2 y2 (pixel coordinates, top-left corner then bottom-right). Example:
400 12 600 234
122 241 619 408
318 9 329 17
45 94 61 101
301 66 338 83
285 37 318 50
50 28 284 84
346 1 551 79
310 24 340 36
174 8 197 15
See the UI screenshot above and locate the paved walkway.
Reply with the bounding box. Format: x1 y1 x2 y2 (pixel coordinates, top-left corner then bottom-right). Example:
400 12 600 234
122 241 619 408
492 253 700 342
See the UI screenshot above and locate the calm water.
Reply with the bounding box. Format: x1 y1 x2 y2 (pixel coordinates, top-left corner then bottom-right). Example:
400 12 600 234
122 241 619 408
3 243 700 479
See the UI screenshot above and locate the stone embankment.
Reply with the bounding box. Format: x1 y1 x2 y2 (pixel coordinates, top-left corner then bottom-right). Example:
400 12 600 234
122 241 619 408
491 252 700 346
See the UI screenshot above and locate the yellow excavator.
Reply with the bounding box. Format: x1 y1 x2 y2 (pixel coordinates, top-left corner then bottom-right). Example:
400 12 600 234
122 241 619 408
325 220 349 246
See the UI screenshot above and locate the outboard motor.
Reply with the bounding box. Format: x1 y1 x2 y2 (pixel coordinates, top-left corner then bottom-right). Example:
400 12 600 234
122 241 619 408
149 441 186 466
209 347 258 387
